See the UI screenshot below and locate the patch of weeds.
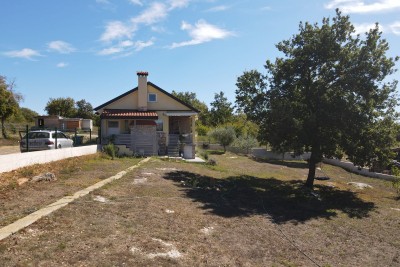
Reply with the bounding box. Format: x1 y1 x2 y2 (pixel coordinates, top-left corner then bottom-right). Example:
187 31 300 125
392 178 400 198
5 180 18 191
200 151 209 160
19 167 35 177
57 242 67 251
391 166 400 199
206 159 217 166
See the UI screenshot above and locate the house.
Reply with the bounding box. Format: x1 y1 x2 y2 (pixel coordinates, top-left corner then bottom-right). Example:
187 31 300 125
35 116 93 131
94 71 199 158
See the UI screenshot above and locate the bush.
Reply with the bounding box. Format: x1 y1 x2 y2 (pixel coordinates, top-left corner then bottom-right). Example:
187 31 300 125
103 143 117 159
231 135 258 154
206 159 217 166
196 123 209 136
200 151 209 160
208 126 236 153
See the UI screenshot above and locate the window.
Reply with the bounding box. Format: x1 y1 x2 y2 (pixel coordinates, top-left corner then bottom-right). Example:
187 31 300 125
148 93 157 102
52 132 67 139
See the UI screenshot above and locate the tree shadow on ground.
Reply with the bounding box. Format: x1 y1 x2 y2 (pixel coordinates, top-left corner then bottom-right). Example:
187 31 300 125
251 157 309 169
163 171 375 224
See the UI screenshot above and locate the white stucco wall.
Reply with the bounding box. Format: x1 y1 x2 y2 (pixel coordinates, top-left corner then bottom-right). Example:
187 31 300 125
0 145 99 173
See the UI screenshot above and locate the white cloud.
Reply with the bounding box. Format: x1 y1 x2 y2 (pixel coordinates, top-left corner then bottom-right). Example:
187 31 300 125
131 2 168 25
98 0 191 54
98 38 154 55
170 20 234 48
134 38 155 51
390 21 400 35
353 22 383 34
128 0 143 5
47 40 75 54
206 5 230 12
168 0 189 10
56 62 68 68
4 48 42 60
325 0 400 13
98 46 124 55
100 21 135 42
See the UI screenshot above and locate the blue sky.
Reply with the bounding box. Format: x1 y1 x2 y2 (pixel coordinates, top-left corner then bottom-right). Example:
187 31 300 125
1 0 400 114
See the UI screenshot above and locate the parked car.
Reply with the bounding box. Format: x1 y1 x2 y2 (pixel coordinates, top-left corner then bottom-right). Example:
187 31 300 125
20 130 73 152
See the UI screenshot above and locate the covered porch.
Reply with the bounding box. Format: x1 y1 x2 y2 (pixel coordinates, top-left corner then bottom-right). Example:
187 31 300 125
100 109 196 158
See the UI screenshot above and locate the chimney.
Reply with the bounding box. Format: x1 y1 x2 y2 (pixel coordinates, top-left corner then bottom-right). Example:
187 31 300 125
137 71 148 111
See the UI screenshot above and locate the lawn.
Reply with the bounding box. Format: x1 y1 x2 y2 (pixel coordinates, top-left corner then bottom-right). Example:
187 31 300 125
0 151 399 266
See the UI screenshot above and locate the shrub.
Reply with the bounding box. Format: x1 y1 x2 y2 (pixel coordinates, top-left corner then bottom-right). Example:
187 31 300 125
196 123 209 136
103 143 117 159
207 159 217 166
208 126 236 153
391 166 400 197
231 135 258 154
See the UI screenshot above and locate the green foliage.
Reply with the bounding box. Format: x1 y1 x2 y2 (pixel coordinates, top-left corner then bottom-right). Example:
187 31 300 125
45 97 76 117
45 97 96 120
393 179 400 197
196 123 209 136
235 10 399 188
0 76 22 138
208 126 236 152
19 107 39 122
200 151 209 160
103 143 117 160
75 99 94 119
206 159 217 166
210 91 234 126
232 135 259 153
391 166 400 197
171 90 210 125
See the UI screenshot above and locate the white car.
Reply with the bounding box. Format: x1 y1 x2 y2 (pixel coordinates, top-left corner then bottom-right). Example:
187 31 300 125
20 130 74 152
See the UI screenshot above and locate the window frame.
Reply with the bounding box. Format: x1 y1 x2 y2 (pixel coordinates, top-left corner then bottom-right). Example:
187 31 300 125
148 93 157 102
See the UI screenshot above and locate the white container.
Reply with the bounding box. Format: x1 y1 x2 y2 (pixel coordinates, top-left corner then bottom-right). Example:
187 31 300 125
82 119 93 130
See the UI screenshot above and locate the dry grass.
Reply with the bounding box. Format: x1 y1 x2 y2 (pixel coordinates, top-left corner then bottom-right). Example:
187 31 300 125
0 151 400 266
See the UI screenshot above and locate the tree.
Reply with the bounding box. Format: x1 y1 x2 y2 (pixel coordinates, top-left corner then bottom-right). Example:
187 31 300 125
232 135 258 154
75 99 94 119
19 107 39 122
208 126 236 153
171 91 210 126
0 76 22 138
236 10 399 188
210 91 234 126
45 97 76 117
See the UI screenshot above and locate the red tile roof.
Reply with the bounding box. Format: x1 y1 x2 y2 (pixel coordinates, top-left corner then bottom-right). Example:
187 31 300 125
101 109 158 119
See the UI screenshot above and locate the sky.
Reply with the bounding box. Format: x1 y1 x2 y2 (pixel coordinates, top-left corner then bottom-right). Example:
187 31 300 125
1 0 400 115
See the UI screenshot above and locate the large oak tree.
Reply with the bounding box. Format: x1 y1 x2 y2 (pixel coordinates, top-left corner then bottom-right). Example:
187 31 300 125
236 10 399 188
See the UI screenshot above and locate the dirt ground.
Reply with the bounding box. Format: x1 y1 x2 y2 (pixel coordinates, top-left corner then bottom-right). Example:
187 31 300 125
0 152 400 266
0 145 19 155
0 137 20 155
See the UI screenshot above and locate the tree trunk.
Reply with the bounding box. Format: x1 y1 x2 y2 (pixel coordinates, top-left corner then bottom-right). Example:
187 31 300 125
1 117 6 139
305 153 317 188
306 145 321 188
